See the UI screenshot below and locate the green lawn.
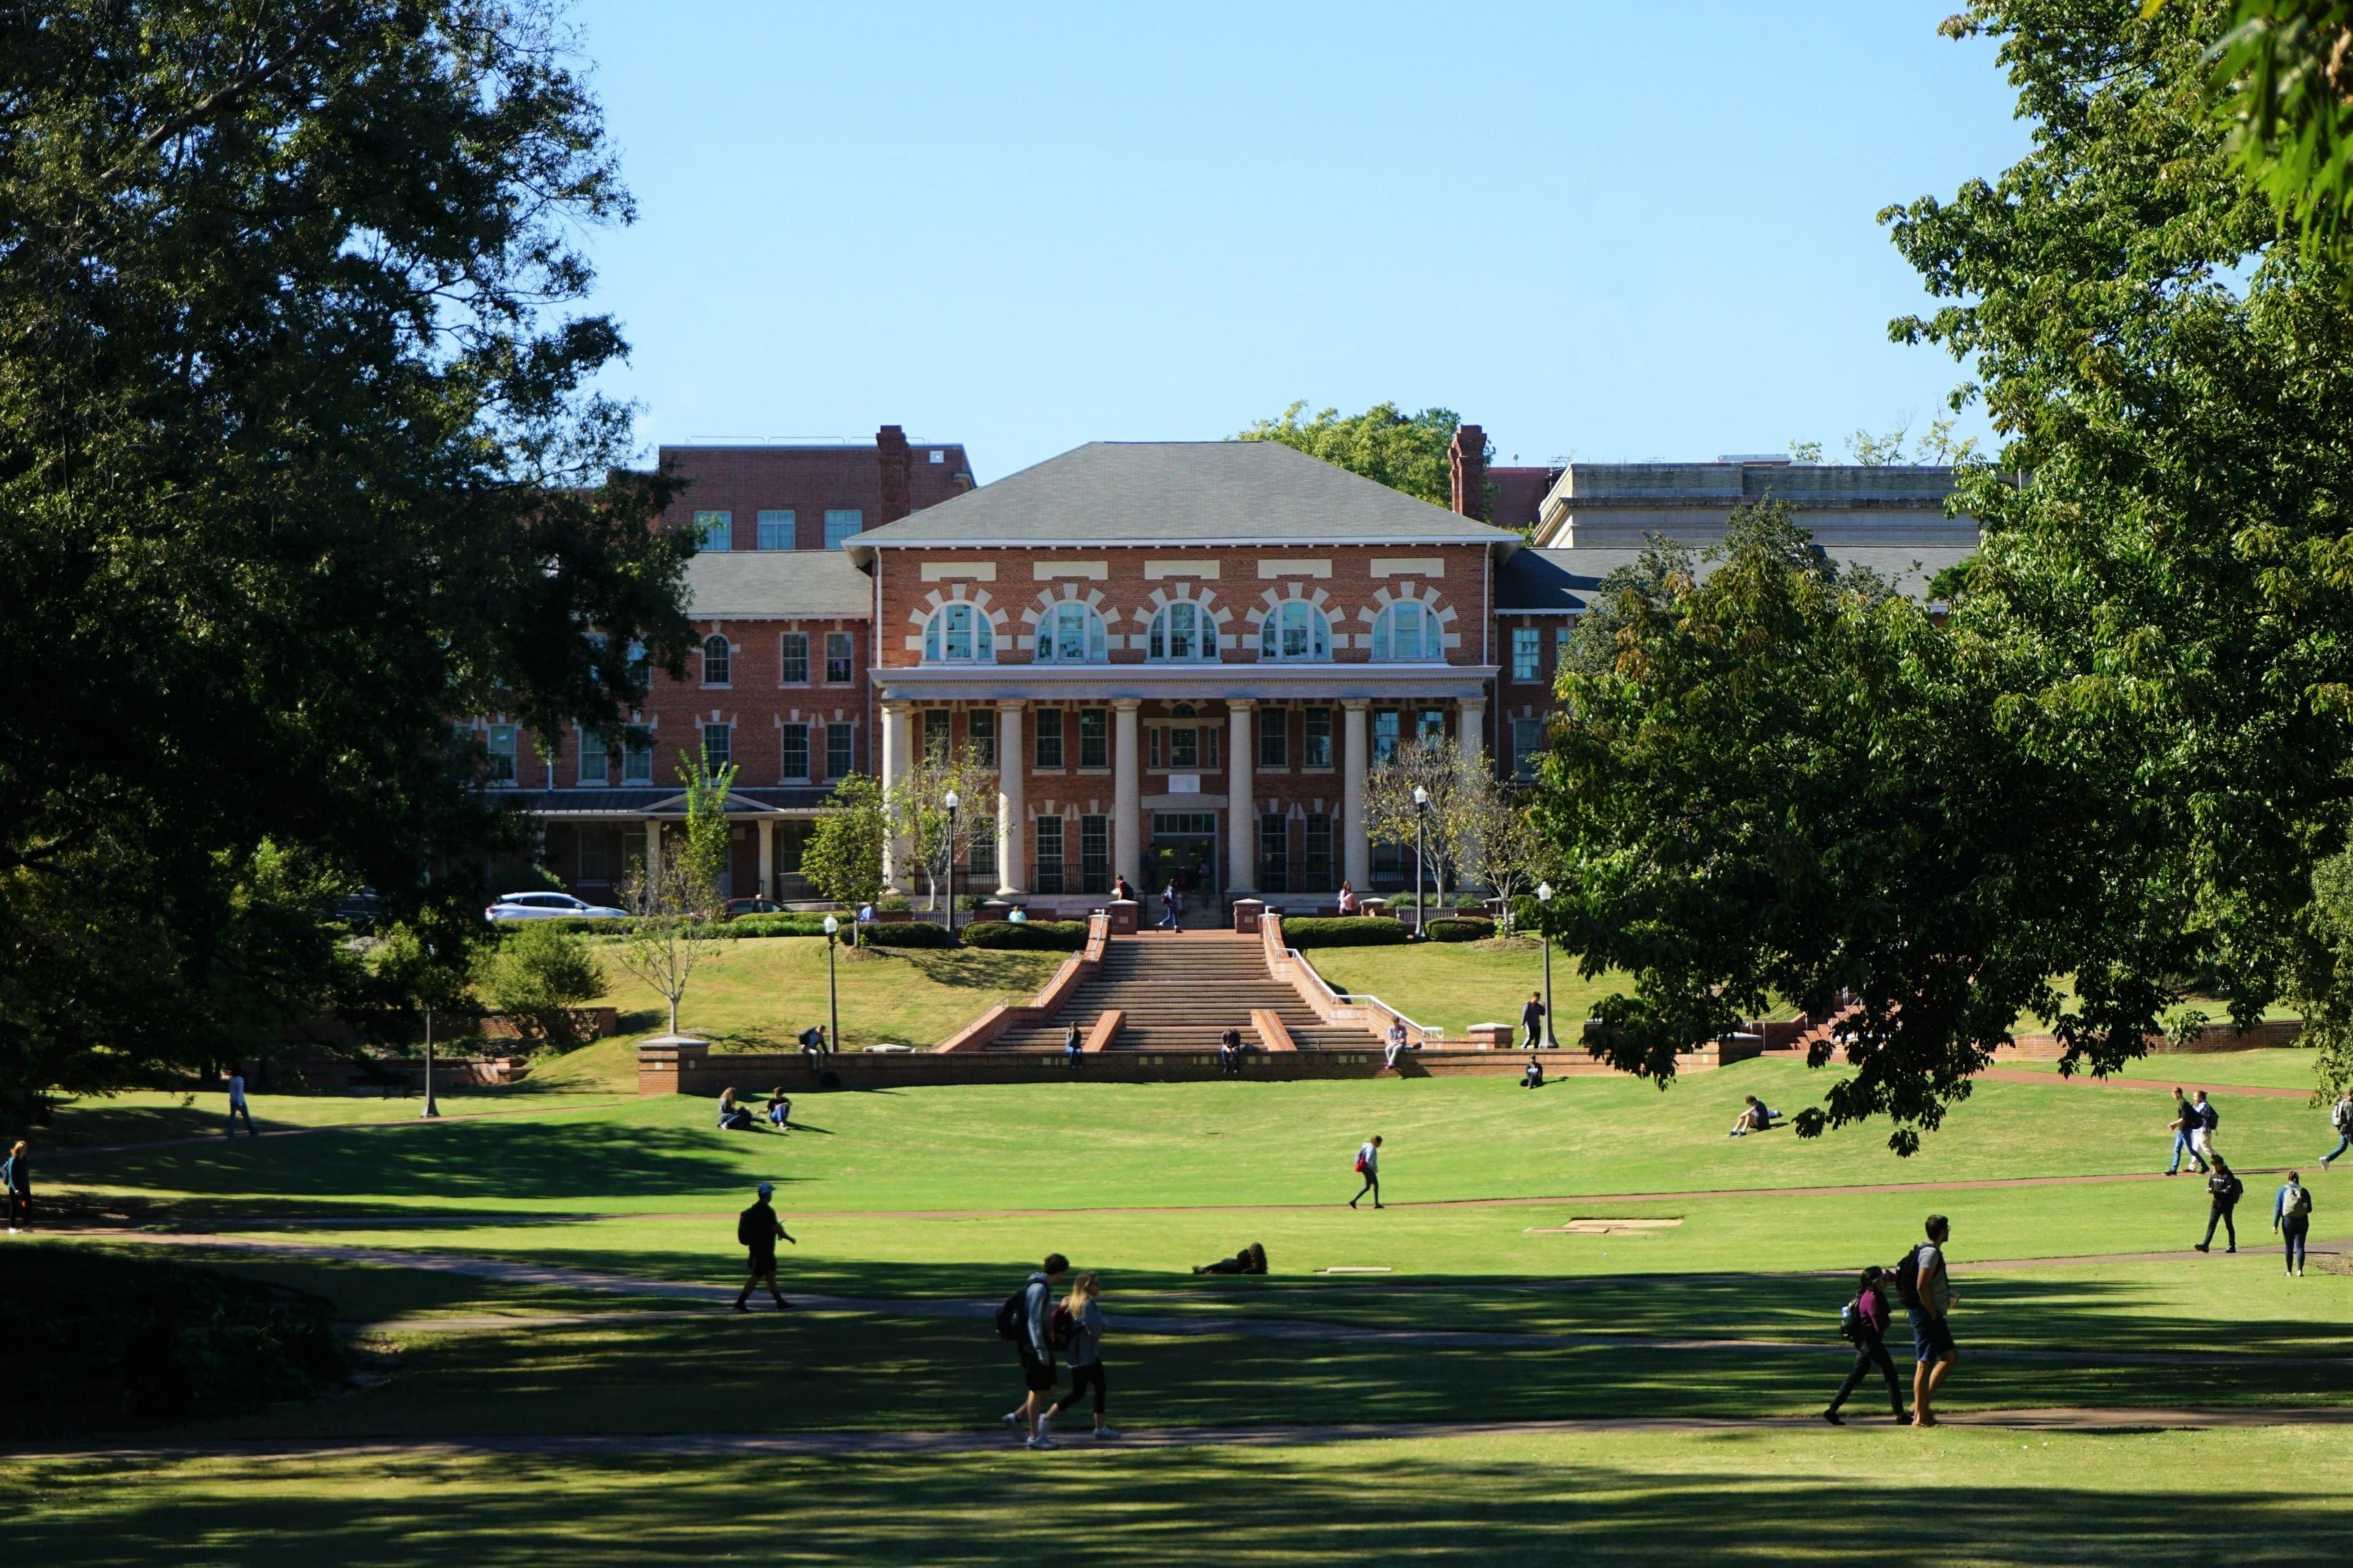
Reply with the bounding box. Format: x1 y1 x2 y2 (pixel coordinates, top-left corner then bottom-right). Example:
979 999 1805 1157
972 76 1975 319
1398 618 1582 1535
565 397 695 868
1304 937 1642 1035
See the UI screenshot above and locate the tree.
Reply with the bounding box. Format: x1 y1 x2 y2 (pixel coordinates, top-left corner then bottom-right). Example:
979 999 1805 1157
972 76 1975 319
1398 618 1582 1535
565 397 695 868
801 774 887 939
615 853 718 1039
677 746 738 916
1363 739 1482 912
476 923 604 1050
1558 534 1699 682
884 748 999 920
1235 402 1485 513
0 2 694 1112
2187 0 2353 273
1461 789 1558 931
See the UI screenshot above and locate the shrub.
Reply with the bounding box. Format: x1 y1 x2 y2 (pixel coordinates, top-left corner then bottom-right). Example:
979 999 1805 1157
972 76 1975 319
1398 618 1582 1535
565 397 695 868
1281 917 1409 949
538 915 634 936
721 916 831 939
1424 917 1495 943
863 920 957 949
476 922 604 1046
960 919 1089 952
877 893 913 912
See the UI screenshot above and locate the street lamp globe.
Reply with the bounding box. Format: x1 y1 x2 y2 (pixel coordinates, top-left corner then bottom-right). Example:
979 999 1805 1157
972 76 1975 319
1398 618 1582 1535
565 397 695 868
1536 881 1553 903
944 790 960 814
1413 785 1430 808
822 914 839 937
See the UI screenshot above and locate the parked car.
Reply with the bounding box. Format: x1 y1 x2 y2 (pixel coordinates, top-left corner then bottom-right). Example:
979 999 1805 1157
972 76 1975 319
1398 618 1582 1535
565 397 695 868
329 888 385 931
723 897 782 920
484 892 627 923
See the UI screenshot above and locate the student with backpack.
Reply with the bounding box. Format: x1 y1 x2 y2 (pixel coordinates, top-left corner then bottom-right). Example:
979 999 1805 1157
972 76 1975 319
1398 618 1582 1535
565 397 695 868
1349 1135 1382 1210
2321 1090 2353 1169
2274 1171 2314 1276
730 1182 797 1311
2165 1088 2209 1176
1042 1271 1120 1440
1895 1214 1959 1428
998 1252 1068 1449
2191 1090 2220 1165
3 1139 27 1233
2196 1157 2244 1253
1824 1265 1906 1425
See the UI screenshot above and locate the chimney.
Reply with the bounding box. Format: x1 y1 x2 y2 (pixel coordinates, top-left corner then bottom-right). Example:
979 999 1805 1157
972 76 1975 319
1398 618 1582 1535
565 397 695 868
876 425 914 525
1448 424 1487 519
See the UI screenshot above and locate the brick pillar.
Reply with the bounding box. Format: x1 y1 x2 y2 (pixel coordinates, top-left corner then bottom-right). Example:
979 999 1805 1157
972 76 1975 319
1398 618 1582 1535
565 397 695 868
877 425 914 525
1449 424 1487 520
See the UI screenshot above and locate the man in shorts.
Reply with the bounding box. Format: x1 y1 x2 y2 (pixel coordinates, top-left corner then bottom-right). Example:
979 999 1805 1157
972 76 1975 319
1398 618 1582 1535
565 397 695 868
731 1182 797 1311
1006 1253 1069 1449
1904 1213 1959 1427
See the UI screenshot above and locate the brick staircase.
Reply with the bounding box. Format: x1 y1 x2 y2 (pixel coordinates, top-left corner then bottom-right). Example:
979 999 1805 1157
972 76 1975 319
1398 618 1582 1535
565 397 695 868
987 933 1378 1053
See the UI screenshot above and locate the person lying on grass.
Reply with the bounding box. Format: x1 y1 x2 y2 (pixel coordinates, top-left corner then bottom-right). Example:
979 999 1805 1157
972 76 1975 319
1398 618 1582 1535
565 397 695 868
1193 1242 1267 1276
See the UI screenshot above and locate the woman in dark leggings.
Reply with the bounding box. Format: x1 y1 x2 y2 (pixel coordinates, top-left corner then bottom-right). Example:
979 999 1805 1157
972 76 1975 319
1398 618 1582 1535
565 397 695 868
1044 1272 1120 1439
1824 1265 1906 1424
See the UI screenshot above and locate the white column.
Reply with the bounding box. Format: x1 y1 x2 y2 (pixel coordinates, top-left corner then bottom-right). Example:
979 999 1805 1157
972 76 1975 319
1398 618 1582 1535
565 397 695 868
1226 699 1254 895
1113 699 1143 890
1342 698 1371 890
1456 696 1485 779
995 700 1026 896
880 700 913 890
757 816 775 901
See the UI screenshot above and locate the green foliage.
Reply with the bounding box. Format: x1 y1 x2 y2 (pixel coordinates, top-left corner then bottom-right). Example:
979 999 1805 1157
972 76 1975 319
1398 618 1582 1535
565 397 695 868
678 748 737 915
486 862 566 900
958 919 1089 952
1233 401 1480 512
801 775 887 924
2194 0 2353 272
476 923 604 1047
862 921 958 950
1423 918 1495 943
1558 534 1699 681
1281 918 1411 949
721 917 833 940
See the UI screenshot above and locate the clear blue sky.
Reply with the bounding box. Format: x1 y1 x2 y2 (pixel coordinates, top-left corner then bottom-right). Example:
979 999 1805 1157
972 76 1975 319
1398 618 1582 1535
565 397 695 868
567 2 2029 482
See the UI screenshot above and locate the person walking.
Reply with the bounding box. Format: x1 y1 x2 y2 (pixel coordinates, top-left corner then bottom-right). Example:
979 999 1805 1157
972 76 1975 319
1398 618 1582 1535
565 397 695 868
2274 1170 2314 1276
1824 1265 1907 1425
2196 1156 2243 1253
1336 880 1358 915
1001 1253 1069 1449
1898 1214 1959 1428
1042 1271 1120 1440
2166 1088 2208 1176
2 1139 27 1233
1158 881 1183 933
2191 1090 2220 1167
224 1069 256 1138
2321 1089 2353 1168
1520 990 1547 1051
730 1181 797 1311
1349 1135 1383 1210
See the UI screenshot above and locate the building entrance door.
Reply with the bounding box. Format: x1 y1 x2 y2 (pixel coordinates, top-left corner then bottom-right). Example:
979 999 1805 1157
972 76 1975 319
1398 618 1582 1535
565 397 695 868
1147 811 1219 905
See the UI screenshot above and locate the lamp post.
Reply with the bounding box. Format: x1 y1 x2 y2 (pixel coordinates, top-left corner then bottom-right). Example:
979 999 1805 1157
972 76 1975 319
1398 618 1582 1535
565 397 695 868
1412 784 1430 939
420 939 441 1118
822 914 841 1055
1535 881 1557 1050
943 789 961 939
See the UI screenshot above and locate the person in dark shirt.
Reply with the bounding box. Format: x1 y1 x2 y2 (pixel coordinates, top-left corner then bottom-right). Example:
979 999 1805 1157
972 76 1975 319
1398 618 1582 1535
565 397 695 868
2196 1158 2243 1253
1520 991 1547 1050
1825 1265 1906 1424
731 1182 797 1311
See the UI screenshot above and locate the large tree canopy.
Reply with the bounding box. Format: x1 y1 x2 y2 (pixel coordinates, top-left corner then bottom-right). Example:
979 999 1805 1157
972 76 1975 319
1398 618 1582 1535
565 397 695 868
1235 402 1482 513
0 1 694 1111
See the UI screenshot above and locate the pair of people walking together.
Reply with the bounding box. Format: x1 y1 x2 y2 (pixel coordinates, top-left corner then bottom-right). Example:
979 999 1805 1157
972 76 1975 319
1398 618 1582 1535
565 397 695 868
1001 1255 1118 1449
1825 1215 1957 1429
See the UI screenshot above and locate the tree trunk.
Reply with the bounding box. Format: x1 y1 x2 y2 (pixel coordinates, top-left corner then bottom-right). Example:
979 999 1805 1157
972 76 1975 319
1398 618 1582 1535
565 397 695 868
669 994 680 1034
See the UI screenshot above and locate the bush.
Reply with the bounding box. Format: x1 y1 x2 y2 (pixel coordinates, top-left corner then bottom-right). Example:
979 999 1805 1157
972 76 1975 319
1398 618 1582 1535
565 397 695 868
721 915 831 939
1281 917 1410 949
863 920 958 949
960 919 1089 952
877 893 913 912
1424 917 1495 943
477 922 604 1046
537 915 634 936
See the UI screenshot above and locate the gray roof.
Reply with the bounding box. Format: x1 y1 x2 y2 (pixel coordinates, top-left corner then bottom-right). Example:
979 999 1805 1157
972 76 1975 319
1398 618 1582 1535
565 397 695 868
683 548 871 619
844 441 1523 553
1496 544 1977 613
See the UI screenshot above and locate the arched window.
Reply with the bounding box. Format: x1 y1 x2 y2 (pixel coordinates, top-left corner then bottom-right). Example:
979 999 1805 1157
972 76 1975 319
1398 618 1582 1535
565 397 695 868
1034 602 1107 663
922 602 996 663
701 634 732 686
1257 600 1331 662
1371 600 1441 661
1146 601 1218 662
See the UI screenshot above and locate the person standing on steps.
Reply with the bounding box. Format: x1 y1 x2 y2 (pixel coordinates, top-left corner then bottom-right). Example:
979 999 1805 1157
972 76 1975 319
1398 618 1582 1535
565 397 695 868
731 1181 796 1312
1898 1214 1959 1428
224 1069 256 1137
2196 1156 2243 1253
1349 1135 1383 1209
1824 1265 1906 1425
1002 1253 1068 1449
1520 990 1547 1051
2 1139 27 1233
2166 1088 2208 1176
2321 1089 2353 1168
1042 1271 1121 1441
2274 1170 2313 1276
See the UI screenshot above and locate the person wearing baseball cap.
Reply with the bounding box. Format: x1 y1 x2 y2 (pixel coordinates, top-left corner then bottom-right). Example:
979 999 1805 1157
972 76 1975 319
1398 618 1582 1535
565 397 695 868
733 1181 797 1312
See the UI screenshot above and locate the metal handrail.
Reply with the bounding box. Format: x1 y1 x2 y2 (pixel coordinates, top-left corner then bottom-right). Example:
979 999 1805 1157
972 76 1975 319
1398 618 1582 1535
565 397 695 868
1283 946 1438 1040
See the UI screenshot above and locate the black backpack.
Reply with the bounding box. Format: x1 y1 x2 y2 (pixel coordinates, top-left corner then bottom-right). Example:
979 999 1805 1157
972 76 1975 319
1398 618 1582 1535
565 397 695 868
1892 1245 1926 1309
1049 1303 1076 1351
995 1286 1029 1343
2202 1102 2220 1131
737 1205 765 1247
1837 1300 1863 1343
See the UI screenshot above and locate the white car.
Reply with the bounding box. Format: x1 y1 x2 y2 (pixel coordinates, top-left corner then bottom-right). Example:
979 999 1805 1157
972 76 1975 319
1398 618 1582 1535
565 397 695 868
484 891 627 923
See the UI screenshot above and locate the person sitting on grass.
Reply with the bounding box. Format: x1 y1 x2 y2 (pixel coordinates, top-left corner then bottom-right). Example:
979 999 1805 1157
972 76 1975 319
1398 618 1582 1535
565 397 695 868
1193 1241 1267 1276
1042 1271 1121 1441
1727 1095 1782 1137
1522 1055 1545 1090
765 1089 792 1131
717 1087 754 1132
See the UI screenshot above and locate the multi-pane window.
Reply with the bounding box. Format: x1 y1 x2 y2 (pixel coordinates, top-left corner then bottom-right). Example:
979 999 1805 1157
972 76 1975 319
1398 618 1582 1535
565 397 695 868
1147 601 1216 661
1168 725 1197 770
1513 717 1546 779
1034 814 1066 894
1080 815 1109 894
923 602 994 662
1373 599 1441 661
1303 707 1333 768
756 509 797 550
826 722 854 779
702 634 731 687
1512 626 1540 683
1419 708 1447 743
968 708 996 768
578 729 610 786
824 508 863 550
623 726 653 782
923 710 952 760
969 820 996 880
825 632 854 683
579 831 609 885
702 722 732 768
1259 599 1330 661
779 632 809 684
1259 812 1290 893
1205 726 1219 770
1258 708 1288 769
780 723 810 781
1034 708 1065 769
1147 727 1161 769
693 510 732 551
485 724 518 784
1305 813 1333 890
1036 602 1107 663
1372 710 1401 763
1556 625 1572 673
1077 708 1108 770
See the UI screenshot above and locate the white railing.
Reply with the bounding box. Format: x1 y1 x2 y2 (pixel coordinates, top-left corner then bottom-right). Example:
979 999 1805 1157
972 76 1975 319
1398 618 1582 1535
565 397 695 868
1283 947 1438 1043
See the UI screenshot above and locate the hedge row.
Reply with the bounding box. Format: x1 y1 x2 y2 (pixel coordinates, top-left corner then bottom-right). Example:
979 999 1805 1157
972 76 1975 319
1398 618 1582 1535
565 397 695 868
958 919 1090 952
1424 917 1496 943
1280 917 1410 949
860 920 958 949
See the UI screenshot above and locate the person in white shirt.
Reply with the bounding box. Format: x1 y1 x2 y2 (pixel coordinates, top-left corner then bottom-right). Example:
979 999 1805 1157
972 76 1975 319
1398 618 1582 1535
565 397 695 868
1349 1135 1383 1210
224 1071 255 1138
1384 1020 1409 1070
